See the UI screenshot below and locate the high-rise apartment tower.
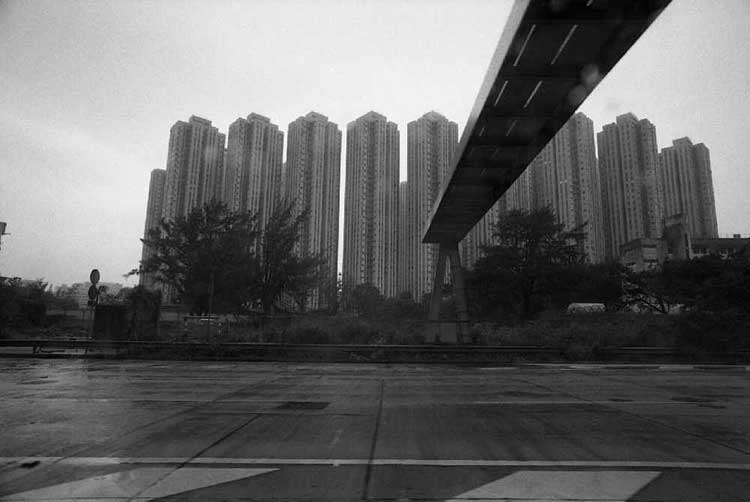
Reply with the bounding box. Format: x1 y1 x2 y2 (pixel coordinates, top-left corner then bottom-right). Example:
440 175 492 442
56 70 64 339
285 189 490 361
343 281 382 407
658 137 718 238
224 113 284 233
162 116 225 221
343 112 400 298
397 181 411 297
158 116 225 302
597 113 662 261
491 113 603 263
536 112 602 262
139 169 166 288
285 112 342 309
404 112 458 300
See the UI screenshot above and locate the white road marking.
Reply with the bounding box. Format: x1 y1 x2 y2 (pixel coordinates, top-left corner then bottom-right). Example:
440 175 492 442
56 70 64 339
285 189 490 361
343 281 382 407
447 470 660 501
2 457 750 470
468 400 703 405
0 467 276 501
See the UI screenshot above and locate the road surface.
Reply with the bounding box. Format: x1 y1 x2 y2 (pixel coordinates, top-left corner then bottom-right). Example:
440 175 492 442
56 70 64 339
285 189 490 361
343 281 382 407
1 359 749 500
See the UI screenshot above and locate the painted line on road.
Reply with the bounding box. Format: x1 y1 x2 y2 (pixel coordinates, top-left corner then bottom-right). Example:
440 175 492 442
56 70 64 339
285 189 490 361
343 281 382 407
2 457 750 470
0 467 277 501
467 400 734 405
520 364 750 371
447 470 661 501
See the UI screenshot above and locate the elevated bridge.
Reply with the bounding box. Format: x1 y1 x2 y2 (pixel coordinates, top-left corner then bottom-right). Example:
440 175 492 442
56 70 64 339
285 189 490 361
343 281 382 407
423 0 672 340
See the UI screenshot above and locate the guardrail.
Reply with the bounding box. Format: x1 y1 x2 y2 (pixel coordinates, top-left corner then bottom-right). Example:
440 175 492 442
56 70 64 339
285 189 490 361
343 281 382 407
1 339 749 363
0 338 560 354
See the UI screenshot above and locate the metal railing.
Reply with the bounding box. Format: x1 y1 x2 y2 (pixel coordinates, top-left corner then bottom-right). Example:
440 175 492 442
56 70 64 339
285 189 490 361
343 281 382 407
1 338 748 363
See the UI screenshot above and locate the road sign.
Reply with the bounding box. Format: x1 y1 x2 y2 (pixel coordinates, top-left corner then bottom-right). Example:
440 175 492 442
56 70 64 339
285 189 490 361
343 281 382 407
90 269 100 285
88 285 98 300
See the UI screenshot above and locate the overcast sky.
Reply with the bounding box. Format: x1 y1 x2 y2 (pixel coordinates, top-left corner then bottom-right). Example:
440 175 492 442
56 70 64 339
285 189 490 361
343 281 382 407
1 0 749 288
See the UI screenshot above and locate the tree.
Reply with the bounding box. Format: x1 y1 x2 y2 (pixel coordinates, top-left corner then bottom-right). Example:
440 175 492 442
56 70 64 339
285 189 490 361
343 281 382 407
137 200 259 314
317 272 341 314
51 293 79 315
348 283 383 318
257 202 325 313
0 278 49 333
380 291 424 321
136 200 323 315
621 270 676 314
565 261 626 309
125 286 161 340
467 207 583 320
632 253 750 314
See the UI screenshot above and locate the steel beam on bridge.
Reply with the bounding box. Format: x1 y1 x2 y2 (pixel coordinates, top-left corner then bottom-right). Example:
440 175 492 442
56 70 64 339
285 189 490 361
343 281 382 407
422 0 671 331
423 0 672 245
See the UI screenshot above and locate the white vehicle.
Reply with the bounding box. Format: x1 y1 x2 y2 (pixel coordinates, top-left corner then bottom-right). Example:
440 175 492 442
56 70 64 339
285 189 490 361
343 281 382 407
566 303 605 314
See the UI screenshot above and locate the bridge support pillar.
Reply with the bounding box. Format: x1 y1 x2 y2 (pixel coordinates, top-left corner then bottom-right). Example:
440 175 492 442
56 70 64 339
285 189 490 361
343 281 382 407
428 241 469 343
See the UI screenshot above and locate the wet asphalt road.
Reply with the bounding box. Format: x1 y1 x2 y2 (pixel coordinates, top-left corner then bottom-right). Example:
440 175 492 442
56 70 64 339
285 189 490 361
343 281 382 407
0 359 749 500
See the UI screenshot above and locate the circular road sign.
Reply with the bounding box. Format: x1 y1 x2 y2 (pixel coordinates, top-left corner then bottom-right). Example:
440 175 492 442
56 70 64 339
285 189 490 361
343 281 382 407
90 269 100 285
87 285 98 300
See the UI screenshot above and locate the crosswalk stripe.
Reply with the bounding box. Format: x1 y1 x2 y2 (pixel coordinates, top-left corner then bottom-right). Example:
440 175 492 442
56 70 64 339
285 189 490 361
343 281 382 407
0 467 277 501
447 470 661 501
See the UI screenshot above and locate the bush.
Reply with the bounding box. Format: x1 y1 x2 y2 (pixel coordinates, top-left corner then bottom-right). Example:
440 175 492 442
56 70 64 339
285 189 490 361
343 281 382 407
479 311 675 349
0 280 49 336
675 310 750 354
336 320 377 344
282 322 330 344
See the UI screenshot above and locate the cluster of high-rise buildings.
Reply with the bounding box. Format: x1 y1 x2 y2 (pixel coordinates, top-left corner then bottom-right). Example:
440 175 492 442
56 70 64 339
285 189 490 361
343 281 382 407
465 112 719 270
141 109 720 308
141 112 340 308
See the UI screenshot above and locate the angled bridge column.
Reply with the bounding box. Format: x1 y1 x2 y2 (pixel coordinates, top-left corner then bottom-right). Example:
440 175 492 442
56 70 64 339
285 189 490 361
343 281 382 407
428 241 469 343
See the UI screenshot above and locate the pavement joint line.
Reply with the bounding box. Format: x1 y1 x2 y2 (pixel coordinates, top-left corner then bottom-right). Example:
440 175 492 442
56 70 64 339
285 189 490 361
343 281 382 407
3 457 750 470
362 379 385 499
128 412 267 501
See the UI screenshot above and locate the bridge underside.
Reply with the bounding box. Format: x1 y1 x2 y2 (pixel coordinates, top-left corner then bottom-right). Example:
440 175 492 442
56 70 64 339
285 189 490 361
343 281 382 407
423 0 671 340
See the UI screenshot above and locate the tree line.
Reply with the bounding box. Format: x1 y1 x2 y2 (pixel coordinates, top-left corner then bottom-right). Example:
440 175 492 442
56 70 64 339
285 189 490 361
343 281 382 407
467 207 750 322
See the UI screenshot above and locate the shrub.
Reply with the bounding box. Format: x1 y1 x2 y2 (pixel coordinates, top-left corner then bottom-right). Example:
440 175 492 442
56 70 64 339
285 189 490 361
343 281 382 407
674 310 749 354
283 324 329 344
336 320 376 344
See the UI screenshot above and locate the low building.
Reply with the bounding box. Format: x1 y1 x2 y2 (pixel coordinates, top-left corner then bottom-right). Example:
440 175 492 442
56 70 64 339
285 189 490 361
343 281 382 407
620 238 663 272
691 235 750 258
621 222 748 272
661 214 692 261
620 215 691 272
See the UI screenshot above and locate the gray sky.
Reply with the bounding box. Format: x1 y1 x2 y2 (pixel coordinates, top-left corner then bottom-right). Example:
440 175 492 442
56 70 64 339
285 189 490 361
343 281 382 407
1 0 749 288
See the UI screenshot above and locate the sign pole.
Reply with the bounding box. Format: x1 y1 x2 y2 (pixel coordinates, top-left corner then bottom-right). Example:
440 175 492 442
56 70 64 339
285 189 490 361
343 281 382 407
87 269 100 345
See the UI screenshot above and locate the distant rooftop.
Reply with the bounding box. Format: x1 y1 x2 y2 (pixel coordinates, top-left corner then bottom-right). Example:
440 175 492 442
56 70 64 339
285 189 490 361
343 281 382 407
247 113 271 123
189 115 212 126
